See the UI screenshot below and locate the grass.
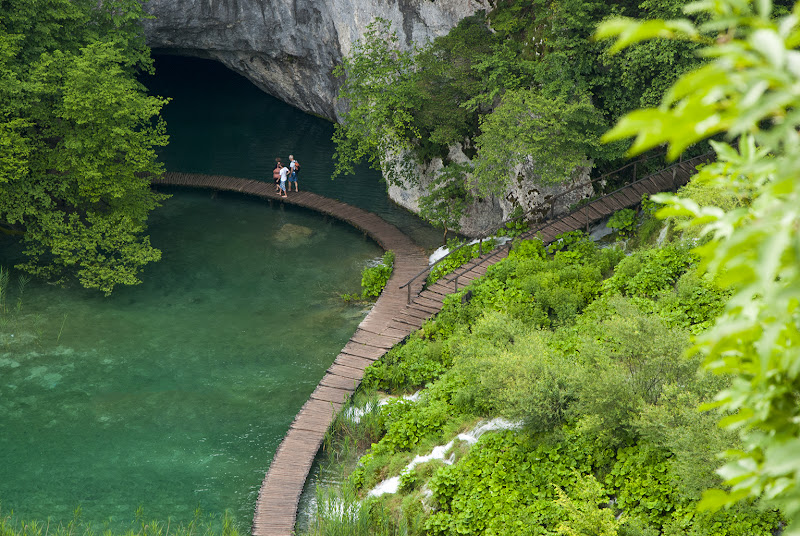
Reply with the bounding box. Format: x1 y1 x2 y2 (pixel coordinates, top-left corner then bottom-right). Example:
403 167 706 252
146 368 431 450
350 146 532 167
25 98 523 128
0 508 242 536
300 390 419 536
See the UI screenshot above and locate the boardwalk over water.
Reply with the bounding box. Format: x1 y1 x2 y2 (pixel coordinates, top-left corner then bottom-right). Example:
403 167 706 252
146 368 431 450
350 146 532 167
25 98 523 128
155 154 707 536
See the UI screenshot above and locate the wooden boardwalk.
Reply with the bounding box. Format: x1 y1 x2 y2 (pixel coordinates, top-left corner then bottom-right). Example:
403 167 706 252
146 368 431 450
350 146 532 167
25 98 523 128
155 154 707 536
154 173 433 535
410 154 711 297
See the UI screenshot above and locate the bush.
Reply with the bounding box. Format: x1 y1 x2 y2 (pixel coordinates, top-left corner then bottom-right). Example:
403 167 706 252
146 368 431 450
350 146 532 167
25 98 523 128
360 250 395 299
427 238 497 285
451 318 578 431
362 334 452 392
425 429 598 536
602 245 693 298
607 208 638 238
606 445 682 525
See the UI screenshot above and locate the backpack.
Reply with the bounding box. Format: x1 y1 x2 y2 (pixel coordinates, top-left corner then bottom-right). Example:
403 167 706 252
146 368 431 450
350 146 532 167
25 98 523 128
294 160 300 171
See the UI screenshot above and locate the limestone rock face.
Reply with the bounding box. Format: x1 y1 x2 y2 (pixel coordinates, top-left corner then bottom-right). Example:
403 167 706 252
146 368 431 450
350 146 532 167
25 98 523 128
388 146 593 237
142 0 590 233
142 0 491 121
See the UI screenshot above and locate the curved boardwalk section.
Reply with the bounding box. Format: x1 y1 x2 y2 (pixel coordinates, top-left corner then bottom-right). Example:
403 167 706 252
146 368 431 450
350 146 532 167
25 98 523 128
153 172 430 536
155 155 705 535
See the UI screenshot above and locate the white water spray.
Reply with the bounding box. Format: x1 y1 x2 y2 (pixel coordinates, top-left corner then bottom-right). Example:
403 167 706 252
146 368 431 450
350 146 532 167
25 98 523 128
367 418 522 497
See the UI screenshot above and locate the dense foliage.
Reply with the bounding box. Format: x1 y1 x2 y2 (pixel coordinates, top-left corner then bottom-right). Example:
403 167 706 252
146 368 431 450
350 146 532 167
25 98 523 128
304 222 777 536
304 2 800 535
332 0 717 224
0 0 168 294
598 0 800 529
426 238 498 286
361 251 395 299
344 250 396 302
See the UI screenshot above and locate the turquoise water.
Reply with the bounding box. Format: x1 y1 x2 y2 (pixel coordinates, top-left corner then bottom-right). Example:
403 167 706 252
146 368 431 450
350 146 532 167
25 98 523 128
0 189 380 527
0 54 440 532
0 55 440 529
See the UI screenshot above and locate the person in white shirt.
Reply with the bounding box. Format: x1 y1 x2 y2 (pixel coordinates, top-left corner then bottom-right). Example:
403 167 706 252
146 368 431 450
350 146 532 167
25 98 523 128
279 163 289 197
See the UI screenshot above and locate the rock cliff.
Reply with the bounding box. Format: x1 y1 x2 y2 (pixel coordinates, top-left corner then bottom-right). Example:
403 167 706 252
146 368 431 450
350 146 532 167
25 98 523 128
142 0 592 236
142 0 490 121
387 146 593 237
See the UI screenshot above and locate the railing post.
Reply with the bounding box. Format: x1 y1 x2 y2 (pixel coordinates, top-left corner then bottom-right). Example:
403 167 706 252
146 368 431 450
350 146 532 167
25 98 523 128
586 208 589 233
454 275 459 292
672 168 677 191
478 238 483 256
633 161 637 182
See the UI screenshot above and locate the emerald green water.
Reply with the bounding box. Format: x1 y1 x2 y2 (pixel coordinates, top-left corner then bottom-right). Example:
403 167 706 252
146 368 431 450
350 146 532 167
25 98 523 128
0 56 439 529
146 55 441 248
0 190 380 527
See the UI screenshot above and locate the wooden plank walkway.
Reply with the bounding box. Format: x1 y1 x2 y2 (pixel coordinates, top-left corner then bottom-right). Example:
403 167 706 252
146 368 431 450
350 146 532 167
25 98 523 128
154 154 707 536
430 154 711 296
153 173 430 536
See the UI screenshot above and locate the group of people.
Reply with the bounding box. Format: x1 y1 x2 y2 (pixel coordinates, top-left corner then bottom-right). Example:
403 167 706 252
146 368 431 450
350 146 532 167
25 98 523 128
273 155 300 197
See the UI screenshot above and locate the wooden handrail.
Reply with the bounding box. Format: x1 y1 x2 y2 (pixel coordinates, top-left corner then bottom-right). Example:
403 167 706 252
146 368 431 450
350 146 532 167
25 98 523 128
400 151 713 302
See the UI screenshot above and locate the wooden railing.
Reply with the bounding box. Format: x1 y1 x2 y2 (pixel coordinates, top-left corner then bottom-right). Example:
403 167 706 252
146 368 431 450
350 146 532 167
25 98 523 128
399 152 713 302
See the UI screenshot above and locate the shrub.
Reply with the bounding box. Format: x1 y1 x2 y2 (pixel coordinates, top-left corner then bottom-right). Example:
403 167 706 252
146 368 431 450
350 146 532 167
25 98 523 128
602 245 693 298
606 445 682 524
496 206 529 239
360 250 395 299
607 208 638 238
362 335 452 392
426 429 597 536
427 238 497 285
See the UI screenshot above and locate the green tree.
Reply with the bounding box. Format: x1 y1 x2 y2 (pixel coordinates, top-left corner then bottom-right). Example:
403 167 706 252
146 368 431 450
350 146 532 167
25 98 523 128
411 15 493 161
598 0 800 531
474 88 607 189
418 162 474 240
0 0 169 294
332 18 418 185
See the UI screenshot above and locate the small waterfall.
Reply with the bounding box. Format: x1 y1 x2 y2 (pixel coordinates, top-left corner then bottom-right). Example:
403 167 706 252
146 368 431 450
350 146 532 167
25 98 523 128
656 222 669 246
367 418 522 497
344 391 422 424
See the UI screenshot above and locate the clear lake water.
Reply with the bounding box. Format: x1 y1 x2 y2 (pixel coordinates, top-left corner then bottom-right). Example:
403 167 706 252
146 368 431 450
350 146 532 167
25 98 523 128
0 55 440 530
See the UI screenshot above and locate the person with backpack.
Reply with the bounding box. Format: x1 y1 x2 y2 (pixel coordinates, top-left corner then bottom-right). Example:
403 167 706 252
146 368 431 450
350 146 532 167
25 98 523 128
289 154 300 192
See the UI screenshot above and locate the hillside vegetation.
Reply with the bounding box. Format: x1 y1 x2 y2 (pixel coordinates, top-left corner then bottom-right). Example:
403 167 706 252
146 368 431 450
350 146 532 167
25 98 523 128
303 0 800 534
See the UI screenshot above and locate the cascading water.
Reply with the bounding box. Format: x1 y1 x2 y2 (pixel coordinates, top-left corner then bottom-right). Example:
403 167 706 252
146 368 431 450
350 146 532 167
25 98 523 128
367 418 523 498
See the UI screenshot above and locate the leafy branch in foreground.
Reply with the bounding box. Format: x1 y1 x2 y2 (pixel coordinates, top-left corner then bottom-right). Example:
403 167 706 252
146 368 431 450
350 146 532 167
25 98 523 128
597 0 800 531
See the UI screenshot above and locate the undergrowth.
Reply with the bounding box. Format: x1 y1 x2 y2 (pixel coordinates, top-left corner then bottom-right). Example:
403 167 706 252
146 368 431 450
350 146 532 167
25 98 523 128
343 251 395 302
426 238 498 286
0 508 241 536
305 218 781 536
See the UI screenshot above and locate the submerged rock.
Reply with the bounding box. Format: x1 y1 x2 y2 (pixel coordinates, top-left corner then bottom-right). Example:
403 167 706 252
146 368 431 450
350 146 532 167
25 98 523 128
274 223 314 244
